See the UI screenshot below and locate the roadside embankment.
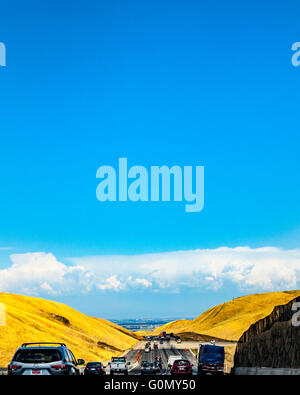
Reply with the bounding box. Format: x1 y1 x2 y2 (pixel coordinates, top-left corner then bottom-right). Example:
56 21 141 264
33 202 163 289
234 295 300 373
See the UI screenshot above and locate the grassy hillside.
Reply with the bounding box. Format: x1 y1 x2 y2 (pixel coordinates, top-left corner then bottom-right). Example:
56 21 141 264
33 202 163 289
154 291 300 341
0 293 139 366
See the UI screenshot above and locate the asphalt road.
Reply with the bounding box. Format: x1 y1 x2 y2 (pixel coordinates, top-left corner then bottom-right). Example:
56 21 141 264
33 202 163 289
123 340 198 375
0 341 196 376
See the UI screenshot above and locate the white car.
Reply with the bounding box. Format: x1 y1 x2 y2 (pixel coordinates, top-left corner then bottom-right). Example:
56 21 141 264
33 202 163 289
145 346 151 353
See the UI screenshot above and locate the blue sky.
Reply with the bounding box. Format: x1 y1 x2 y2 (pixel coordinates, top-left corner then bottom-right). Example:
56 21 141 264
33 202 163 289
0 0 300 319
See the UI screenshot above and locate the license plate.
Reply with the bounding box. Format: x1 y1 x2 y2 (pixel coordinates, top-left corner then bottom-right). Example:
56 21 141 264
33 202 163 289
32 370 41 375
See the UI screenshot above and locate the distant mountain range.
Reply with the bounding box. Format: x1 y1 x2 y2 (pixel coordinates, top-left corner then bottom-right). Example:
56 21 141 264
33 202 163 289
112 319 181 332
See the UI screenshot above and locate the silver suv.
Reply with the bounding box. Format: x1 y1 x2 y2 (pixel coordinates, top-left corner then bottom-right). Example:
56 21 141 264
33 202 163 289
8 343 85 375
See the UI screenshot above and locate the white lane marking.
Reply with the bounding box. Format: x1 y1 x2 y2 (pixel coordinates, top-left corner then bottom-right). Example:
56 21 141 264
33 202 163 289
128 362 139 371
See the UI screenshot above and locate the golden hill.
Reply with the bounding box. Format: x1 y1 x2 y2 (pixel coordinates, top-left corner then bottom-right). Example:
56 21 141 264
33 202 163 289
0 293 139 366
154 291 300 341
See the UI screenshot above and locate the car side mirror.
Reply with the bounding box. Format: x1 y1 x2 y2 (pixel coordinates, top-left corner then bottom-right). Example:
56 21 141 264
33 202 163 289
77 359 85 365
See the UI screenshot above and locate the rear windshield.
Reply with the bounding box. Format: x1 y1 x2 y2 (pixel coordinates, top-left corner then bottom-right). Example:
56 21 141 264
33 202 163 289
143 362 153 367
175 360 189 366
86 362 102 367
111 358 125 363
14 348 62 363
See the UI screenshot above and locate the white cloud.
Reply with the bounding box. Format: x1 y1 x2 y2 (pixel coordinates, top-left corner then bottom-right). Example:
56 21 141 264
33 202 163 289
0 247 300 296
0 252 92 295
40 282 54 292
70 247 300 292
133 278 152 288
97 275 124 291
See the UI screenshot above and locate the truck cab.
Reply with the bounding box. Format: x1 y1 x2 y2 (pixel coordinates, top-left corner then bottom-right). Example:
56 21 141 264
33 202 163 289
109 357 130 375
197 344 224 375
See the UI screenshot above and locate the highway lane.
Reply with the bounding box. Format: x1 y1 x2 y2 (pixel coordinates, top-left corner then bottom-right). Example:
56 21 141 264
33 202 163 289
124 340 197 375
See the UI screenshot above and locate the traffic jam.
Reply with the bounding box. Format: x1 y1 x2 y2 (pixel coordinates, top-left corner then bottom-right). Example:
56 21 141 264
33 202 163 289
6 332 225 376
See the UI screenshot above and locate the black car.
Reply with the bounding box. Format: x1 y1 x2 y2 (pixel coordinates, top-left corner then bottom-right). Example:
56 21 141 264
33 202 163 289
84 362 106 375
141 361 156 375
8 342 85 375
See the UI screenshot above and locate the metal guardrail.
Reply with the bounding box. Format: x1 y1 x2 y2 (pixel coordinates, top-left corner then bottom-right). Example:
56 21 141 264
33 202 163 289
234 367 300 375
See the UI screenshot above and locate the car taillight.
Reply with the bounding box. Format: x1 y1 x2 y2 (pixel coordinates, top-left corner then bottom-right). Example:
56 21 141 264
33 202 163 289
9 365 20 371
51 364 66 370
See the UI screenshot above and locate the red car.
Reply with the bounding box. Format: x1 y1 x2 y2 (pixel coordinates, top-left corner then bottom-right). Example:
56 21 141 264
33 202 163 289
171 359 193 375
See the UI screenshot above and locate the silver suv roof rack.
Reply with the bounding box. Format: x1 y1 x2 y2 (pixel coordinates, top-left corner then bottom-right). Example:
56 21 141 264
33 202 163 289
21 342 66 347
